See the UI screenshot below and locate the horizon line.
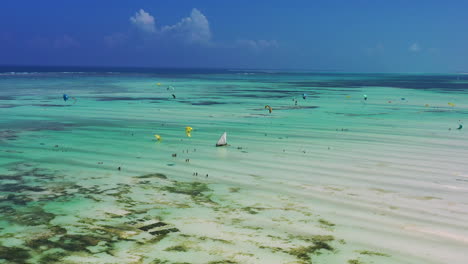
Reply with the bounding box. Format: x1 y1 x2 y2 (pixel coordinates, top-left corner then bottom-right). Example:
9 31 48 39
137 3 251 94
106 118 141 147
0 64 466 75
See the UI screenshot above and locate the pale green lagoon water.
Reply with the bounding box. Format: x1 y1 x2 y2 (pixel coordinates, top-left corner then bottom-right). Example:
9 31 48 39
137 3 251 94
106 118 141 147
1 70 468 264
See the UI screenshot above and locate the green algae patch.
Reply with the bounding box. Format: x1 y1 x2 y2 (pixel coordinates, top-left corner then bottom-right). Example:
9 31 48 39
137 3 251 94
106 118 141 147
197 236 233 244
38 251 68 264
151 260 191 264
348 259 364 264
58 234 102 252
0 206 15 216
97 225 138 240
163 181 210 196
162 181 214 204
1 193 31 205
208 261 238 264
164 244 189 252
370 188 394 193
242 225 263 231
289 246 315 262
357 250 390 257
300 234 335 244
318 219 335 227
229 187 241 193
241 206 262 214
150 259 169 264
137 173 168 179
309 240 334 253
26 237 58 250
10 206 56 226
49 225 67 235
0 245 31 263
24 225 68 251
147 233 169 244
25 233 105 253
287 235 335 263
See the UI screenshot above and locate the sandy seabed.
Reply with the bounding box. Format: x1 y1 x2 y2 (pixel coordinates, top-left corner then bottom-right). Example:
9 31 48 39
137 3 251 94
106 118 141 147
1 72 467 264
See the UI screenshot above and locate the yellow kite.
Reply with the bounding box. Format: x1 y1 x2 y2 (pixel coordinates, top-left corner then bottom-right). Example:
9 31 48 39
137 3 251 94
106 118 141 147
185 126 193 137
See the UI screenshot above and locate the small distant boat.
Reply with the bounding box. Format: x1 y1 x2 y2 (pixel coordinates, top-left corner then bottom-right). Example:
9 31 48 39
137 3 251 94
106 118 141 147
216 132 227 147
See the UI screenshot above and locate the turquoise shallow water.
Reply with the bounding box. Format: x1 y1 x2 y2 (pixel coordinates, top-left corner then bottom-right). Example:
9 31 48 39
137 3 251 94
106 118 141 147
1 69 468 264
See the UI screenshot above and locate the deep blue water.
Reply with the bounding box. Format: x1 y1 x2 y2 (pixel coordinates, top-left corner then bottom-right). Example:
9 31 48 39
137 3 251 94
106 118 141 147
1 66 467 93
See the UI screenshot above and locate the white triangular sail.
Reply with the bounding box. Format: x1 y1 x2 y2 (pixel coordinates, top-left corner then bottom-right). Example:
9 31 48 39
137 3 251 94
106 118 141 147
216 132 227 146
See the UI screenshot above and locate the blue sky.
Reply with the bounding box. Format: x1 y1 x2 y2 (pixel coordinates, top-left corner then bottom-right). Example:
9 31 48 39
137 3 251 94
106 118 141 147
1 0 467 72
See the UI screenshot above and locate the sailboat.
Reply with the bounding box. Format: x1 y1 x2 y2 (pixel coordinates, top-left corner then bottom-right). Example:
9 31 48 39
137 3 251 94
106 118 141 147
216 132 228 147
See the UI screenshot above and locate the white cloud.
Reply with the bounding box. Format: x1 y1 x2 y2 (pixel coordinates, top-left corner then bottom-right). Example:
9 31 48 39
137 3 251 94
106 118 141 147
161 8 211 44
128 8 211 45
409 42 421 52
236 39 279 50
130 9 156 33
125 8 278 50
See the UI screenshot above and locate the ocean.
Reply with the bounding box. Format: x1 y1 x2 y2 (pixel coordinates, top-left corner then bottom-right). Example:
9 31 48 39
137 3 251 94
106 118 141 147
1 67 467 264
